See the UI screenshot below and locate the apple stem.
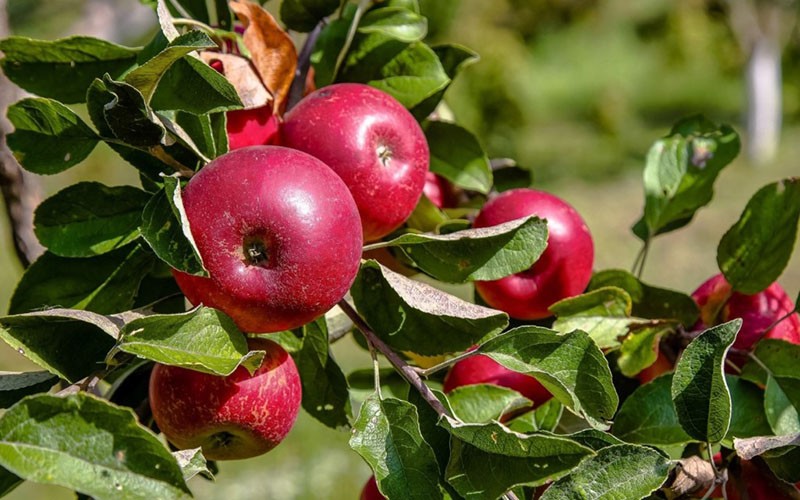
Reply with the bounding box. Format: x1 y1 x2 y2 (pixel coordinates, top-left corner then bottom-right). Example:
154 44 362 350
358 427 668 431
286 20 325 111
415 349 479 378
338 299 451 419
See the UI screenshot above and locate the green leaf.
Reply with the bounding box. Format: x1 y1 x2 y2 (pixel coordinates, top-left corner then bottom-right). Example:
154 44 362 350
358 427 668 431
6 98 99 174
551 287 644 350
566 429 625 452
0 309 119 382
350 261 508 355
150 56 242 114
478 326 619 430
446 384 532 423
671 319 740 443
442 418 594 500
612 374 692 445
349 393 441 500
0 371 58 408
506 398 564 433
172 448 211 481
87 75 166 147
358 7 427 42
376 215 547 282
292 318 352 430
765 375 800 435
34 182 150 257
339 36 450 109
424 120 492 194
539 444 670 500
0 393 190 499
173 111 225 160
125 30 216 104
281 0 342 32
588 269 699 327
140 176 207 276
633 116 740 241
725 375 772 446
749 339 800 435
717 178 800 294
310 11 351 88
0 36 139 103
115 307 263 376
410 44 479 120
9 244 154 315
617 323 674 377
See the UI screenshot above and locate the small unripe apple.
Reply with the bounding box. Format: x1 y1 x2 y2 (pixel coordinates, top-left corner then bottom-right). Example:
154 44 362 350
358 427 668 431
443 352 553 408
281 83 430 242
473 188 594 320
149 337 301 460
691 274 800 352
360 476 385 500
172 146 363 333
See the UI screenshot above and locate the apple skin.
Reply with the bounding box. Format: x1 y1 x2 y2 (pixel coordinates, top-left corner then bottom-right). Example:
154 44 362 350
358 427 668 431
720 459 800 500
473 188 594 320
443 353 553 408
149 337 301 460
691 274 800 352
423 172 458 209
225 105 281 150
281 83 430 242
172 146 363 333
360 476 386 500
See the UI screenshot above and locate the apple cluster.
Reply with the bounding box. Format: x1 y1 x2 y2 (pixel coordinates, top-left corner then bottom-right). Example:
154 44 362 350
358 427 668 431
150 83 432 460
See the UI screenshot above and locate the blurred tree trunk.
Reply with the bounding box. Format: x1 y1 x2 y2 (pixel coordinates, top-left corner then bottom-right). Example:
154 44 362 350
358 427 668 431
727 0 791 166
0 0 44 268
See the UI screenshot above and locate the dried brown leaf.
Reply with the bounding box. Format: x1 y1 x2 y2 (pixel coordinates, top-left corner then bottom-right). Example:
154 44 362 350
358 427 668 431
229 0 297 115
199 52 270 109
662 455 718 500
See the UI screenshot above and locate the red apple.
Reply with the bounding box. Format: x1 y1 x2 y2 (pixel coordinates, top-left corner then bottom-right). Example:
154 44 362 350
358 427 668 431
281 83 430 242
225 105 281 150
360 476 386 500
149 337 301 460
473 188 594 320
172 146 363 333
443 353 553 408
423 172 458 209
691 274 800 352
721 459 800 500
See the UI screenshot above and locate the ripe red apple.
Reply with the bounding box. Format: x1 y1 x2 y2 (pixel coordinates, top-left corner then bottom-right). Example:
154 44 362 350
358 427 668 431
691 274 800 352
172 146 363 333
443 352 553 408
225 105 281 150
423 172 458 209
721 459 800 500
281 83 430 242
149 337 301 460
473 188 594 320
360 476 385 500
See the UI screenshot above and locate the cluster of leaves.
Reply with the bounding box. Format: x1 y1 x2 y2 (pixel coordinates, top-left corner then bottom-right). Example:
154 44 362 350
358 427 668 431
0 1 799 499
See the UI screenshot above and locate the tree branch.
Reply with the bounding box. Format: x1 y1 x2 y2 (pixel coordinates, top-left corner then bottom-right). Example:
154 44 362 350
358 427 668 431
0 0 44 268
286 20 325 111
338 299 451 418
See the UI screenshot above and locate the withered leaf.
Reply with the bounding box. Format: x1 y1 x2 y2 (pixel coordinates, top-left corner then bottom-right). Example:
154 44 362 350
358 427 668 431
199 52 270 109
229 0 297 114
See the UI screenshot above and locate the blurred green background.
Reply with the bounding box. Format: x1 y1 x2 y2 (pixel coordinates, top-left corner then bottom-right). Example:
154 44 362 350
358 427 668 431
1 0 799 498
